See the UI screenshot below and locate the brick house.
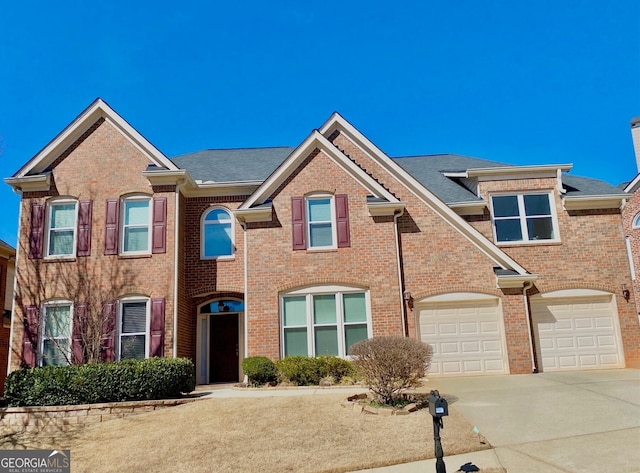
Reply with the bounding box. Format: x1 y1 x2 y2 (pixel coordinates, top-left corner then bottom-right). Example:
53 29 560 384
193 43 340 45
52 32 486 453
0 238 16 391
5 99 640 384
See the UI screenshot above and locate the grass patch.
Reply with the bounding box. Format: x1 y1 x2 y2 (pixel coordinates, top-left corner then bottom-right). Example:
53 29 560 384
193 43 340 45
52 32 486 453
0 393 492 473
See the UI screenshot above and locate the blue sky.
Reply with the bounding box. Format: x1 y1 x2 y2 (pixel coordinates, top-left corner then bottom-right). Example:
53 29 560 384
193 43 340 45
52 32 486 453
1 1 638 247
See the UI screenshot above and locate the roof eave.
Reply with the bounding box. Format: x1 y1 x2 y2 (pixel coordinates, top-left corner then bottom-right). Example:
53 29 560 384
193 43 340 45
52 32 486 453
4 173 52 192
232 204 273 223
448 200 486 216
562 194 627 210
367 201 406 217
496 274 538 289
467 164 573 179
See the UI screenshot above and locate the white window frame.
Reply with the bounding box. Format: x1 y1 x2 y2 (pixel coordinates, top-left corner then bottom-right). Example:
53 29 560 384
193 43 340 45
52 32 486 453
633 213 640 229
490 192 560 245
305 194 337 250
120 196 152 256
45 199 78 258
39 301 73 367
117 297 150 361
280 286 371 358
200 206 235 260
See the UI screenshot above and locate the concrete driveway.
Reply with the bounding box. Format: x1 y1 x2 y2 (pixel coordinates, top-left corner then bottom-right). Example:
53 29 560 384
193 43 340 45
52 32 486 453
426 369 640 472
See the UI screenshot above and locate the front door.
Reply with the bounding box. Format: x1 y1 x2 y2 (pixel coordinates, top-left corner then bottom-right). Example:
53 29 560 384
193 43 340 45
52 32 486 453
209 313 239 382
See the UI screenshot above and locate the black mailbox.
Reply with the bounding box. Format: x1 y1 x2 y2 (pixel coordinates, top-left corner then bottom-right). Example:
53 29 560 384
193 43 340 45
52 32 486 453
428 390 448 417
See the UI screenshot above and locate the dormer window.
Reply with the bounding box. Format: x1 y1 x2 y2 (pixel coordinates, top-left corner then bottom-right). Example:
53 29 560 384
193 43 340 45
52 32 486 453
491 193 559 244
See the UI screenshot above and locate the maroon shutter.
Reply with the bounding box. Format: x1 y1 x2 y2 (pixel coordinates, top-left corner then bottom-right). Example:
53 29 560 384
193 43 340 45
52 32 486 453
29 202 45 259
151 197 167 254
335 194 351 248
101 301 116 361
291 196 306 250
22 305 39 367
149 298 165 357
72 303 87 364
76 200 93 257
104 199 119 255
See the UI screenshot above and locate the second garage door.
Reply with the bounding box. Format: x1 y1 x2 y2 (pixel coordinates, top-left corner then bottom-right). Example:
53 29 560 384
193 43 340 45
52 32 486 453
418 296 506 376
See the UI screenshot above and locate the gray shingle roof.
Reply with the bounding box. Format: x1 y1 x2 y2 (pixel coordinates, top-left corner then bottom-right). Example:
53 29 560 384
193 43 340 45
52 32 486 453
169 148 622 202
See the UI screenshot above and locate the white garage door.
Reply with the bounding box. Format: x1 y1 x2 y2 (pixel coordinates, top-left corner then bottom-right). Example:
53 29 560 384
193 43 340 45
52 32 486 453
531 295 623 372
418 298 506 376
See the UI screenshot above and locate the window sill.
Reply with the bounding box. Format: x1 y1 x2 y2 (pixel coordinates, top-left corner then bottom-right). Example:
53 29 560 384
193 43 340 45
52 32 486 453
200 256 236 262
118 253 152 259
305 247 338 253
496 240 562 247
43 256 76 263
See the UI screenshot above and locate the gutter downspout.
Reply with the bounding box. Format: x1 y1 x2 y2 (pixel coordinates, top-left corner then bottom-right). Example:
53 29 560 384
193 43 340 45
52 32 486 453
240 221 249 384
393 209 407 337
523 281 537 373
172 182 182 358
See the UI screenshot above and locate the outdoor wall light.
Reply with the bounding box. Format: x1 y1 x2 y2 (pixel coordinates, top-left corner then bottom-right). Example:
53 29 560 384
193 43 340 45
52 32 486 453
622 284 631 302
403 290 414 309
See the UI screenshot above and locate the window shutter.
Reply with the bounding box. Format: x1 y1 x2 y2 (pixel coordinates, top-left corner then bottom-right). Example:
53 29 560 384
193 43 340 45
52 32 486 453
104 199 119 255
150 298 165 357
29 202 45 259
335 194 351 248
22 305 39 367
291 196 306 250
72 303 87 364
101 301 116 361
152 197 167 254
76 200 93 257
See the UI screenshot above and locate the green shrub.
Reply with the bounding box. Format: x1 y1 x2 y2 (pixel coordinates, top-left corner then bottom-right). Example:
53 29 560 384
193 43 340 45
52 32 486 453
241 356 277 386
350 336 433 405
318 356 355 381
275 356 355 386
4 357 196 407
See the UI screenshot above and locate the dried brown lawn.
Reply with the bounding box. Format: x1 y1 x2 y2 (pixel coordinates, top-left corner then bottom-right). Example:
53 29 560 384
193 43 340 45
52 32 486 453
0 393 496 473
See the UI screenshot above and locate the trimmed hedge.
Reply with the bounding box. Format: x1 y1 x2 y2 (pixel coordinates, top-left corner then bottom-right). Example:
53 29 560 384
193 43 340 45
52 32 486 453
275 356 355 386
4 357 196 407
241 356 277 386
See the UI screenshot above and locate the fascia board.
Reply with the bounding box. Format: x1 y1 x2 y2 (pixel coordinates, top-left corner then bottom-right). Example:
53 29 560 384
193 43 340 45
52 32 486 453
239 131 398 210
14 98 177 178
562 194 627 210
232 205 273 223
143 169 190 186
367 201 406 216
4 173 51 192
624 173 640 193
319 113 529 275
496 274 538 289
448 201 487 216
467 164 573 178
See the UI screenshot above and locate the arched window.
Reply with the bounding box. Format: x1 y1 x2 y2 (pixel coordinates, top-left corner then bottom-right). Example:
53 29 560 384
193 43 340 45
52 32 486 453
202 207 233 259
633 213 640 228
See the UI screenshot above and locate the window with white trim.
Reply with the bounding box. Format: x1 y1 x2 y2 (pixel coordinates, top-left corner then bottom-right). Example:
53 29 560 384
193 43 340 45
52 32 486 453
118 298 149 360
281 288 370 357
307 196 336 249
201 207 234 259
121 197 151 254
491 193 559 243
633 213 640 228
46 200 77 257
40 302 72 366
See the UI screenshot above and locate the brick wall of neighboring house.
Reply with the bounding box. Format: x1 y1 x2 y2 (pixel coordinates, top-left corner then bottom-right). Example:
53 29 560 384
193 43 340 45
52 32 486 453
244 148 402 360
0 256 9 391
330 131 534 374
621 186 640 367
471 177 640 368
10 119 177 371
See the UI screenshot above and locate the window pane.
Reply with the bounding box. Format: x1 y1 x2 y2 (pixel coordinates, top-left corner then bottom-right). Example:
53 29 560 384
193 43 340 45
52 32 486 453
313 295 336 324
308 199 331 222
284 327 307 356
524 194 551 216
204 209 232 222
124 201 149 225
309 223 333 247
345 325 368 355
527 217 554 240
49 230 74 255
204 223 232 257
283 297 307 326
315 326 338 356
492 196 519 218
122 302 146 333
495 219 522 242
124 227 149 252
121 335 146 359
51 204 75 228
43 340 69 366
45 306 71 338
343 293 366 323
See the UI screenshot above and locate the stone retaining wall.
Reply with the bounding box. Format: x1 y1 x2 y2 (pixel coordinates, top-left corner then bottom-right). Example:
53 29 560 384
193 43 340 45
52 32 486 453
0 398 198 433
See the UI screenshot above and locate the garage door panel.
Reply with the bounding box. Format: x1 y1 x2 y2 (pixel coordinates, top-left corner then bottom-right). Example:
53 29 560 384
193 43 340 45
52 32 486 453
531 295 622 372
419 299 505 376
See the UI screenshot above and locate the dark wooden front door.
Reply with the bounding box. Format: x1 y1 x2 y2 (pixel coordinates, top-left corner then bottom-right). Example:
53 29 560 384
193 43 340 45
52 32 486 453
209 313 239 383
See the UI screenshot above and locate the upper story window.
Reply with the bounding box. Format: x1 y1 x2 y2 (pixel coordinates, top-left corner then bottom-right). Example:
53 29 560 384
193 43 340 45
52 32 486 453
291 194 351 250
201 207 233 259
633 213 640 228
281 287 370 358
40 301 72 366
46 201 77 257
490 193 559 244
118 298 149 360
121 197 151 255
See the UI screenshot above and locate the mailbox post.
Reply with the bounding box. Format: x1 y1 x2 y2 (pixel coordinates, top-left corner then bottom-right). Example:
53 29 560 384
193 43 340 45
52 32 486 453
428 390 448 473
